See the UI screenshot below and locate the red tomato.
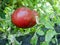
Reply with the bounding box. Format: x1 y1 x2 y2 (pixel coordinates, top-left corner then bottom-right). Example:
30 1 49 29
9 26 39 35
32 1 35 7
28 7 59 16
11 7 38 28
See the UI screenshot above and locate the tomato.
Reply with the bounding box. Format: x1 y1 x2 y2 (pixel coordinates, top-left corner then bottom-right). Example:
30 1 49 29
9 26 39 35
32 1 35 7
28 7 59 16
11 7 38 28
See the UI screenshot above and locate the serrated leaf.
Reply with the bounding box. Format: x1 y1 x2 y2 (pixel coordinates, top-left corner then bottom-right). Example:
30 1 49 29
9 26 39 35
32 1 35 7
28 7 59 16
36 27 44 35
0 28 5 32
13 40 22 45
56 17 60 24
30 33 38 45
45 30 56 43
41 41 49 45
0 12 5 19
8 35 22 45
40 16 54 29
44 21 54 29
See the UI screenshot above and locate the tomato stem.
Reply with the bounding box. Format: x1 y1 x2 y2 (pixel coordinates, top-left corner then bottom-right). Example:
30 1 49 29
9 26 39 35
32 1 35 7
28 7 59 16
35 16 40 24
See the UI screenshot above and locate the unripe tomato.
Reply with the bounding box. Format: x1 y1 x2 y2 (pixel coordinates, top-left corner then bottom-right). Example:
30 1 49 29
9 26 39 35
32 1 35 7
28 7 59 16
11 7 38 28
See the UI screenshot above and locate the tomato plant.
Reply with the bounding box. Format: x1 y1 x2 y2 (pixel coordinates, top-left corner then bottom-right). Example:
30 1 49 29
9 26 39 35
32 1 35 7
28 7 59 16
0 0 60 45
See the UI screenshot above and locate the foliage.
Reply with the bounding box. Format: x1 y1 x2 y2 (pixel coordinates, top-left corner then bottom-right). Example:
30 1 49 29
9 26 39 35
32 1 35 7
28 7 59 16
0 0 60 45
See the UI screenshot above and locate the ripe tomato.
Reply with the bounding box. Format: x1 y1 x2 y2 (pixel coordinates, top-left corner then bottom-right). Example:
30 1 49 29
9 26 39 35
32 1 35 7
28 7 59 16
11 7 38 28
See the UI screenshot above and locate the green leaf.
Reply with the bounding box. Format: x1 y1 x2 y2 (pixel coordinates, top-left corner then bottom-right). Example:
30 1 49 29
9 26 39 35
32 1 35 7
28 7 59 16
0 12 5 19
10 0 17 5
45 30 56 43
30 33 38 45
56 17 60 24
44 21 54 29
8 35 22 45
47 0 53 5
40 41 49 45
13 40 22 45
36 27 44 36
0 28 5 32
40 16 54 29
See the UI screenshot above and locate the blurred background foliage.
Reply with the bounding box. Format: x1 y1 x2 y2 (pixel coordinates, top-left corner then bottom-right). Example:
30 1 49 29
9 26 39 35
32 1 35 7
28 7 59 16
0 0 60 45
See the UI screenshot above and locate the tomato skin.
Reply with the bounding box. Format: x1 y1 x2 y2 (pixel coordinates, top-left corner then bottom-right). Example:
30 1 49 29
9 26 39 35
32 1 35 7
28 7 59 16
11 7 38 28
